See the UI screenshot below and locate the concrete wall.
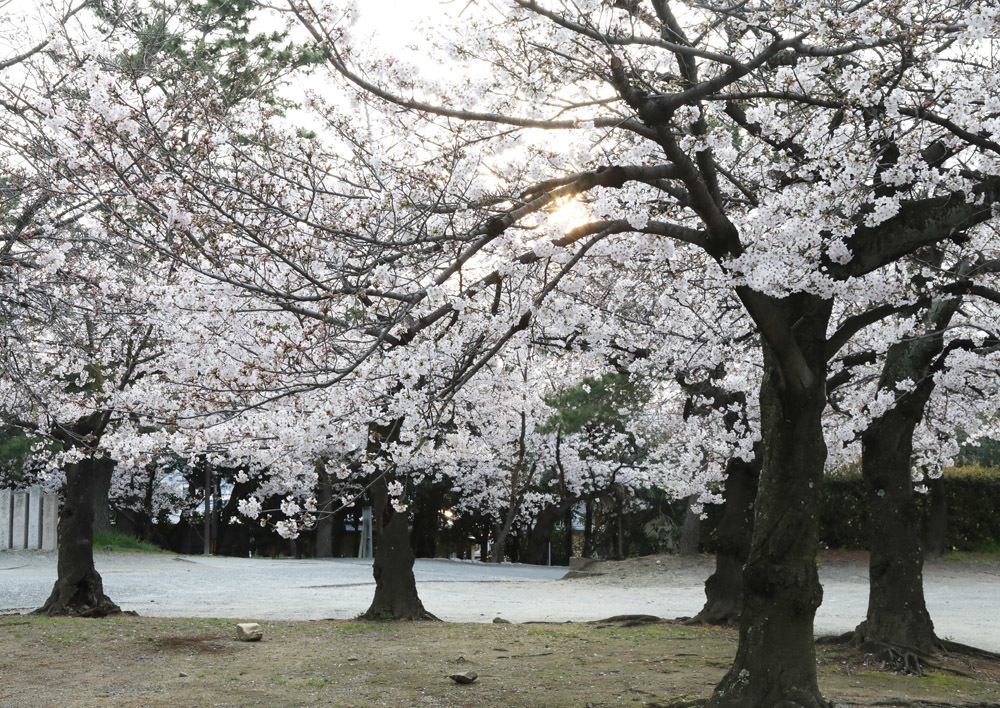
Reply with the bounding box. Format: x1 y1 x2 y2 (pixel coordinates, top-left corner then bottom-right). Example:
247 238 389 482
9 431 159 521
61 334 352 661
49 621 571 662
0 487 58 551
0 488 10 549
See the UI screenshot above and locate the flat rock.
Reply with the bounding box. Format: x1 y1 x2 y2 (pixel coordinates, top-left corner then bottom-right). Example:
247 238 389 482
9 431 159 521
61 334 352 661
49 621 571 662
449 671 478 684
492 617 511 624
235 623 263 642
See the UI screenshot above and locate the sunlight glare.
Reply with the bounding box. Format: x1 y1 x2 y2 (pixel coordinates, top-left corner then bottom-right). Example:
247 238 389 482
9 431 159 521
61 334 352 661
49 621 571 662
550 198 589 231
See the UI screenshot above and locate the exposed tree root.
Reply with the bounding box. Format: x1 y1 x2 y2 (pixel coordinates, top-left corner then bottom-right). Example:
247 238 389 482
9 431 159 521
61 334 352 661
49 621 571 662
820 629 1000 678
870 701 1000 707
357 608 440 621
32 599 133 618
819 632 936 675
942 640 1000 661
877 643 929 676
680 611 739 627
588 614 662 627
32 574 131 618
816 631 856 644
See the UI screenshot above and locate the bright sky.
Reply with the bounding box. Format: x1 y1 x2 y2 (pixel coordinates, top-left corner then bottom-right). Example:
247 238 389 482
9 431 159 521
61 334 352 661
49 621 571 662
351 0 466 78
0 0 456 58
355 0 449 46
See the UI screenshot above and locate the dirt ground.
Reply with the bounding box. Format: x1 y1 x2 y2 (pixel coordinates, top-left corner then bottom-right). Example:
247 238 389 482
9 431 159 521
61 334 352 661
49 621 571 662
2 614 999 708
3 552 999 707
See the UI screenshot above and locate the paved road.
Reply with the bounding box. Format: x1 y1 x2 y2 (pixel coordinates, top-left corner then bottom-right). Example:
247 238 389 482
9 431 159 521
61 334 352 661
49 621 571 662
1 551 997 651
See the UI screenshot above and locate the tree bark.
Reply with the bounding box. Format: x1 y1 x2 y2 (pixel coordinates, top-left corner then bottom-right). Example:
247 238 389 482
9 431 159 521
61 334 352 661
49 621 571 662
89 457 114 534
583 500 594 557
678 493 702 556
491 522 504 562
525 503 561 565
410 482 443 559
708 294 831 708
851 292 959 655
854 408 941 654
360 475 436 620
315 462 334 558
35 457 122 617
694 454 760 625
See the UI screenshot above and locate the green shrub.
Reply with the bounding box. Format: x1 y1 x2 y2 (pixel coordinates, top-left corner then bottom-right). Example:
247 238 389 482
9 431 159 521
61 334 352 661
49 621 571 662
817 469 1000 552
92 530 169 554
818 476 869 549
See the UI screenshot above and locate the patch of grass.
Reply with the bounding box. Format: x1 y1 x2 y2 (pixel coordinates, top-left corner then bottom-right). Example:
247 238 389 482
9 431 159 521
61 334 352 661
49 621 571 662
334 622 384 634
939 541 1000 562
2 617 999 707
92 530 169 554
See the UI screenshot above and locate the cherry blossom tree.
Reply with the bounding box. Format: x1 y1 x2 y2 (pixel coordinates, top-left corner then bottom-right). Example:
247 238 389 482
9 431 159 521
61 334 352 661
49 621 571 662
17 4 1000 706
279 1 1000 703
825 255 1000 659
0 0 316 615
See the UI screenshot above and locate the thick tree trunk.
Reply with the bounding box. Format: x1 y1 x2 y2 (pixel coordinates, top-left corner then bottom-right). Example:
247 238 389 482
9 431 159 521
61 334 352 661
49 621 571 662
89 457 114 534
852 292 958 655
709 295 831 708
678 493 702 556
410 483 443 559
526 504 563 565
360 476 436 620
854 411 941 654
35 458 122 617
583 500 594 557
694 455 760 625
315 462 334 558
491 520 507 563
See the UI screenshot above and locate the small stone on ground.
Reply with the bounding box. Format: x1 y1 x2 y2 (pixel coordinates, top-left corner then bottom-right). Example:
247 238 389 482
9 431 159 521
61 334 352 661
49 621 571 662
235 622 263 641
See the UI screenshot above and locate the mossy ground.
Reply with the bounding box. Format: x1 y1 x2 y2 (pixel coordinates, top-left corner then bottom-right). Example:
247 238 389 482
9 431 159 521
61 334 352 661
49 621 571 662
2 616 998 707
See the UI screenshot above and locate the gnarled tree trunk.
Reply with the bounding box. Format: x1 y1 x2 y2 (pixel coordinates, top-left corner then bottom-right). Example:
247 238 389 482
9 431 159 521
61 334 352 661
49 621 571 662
854 408 940 654
89 457 114 535
709 294 831 708
677 493 702 556
693 454 760 625
360 475 436 620
852 294 958 655
35 457 122 617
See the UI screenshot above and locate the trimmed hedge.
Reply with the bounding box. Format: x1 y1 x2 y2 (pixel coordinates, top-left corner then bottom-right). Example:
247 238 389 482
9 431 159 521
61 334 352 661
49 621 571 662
819 466 1000 552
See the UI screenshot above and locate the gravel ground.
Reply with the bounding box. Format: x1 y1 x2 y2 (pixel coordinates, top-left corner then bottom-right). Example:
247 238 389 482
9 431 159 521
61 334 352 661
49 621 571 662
1 550 998 651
